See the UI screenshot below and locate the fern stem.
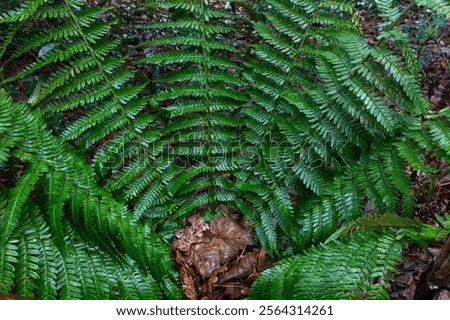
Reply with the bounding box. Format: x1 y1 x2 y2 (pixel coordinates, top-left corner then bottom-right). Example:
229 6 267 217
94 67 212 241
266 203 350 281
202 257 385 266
199 0 217 215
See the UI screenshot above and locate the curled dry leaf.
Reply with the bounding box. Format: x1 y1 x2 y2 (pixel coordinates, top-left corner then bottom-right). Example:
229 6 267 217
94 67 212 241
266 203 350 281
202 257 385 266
218 248 267 284
173 214 266 299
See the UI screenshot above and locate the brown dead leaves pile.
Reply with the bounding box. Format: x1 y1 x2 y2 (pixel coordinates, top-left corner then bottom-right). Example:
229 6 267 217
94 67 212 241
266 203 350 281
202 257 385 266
173 214 266 299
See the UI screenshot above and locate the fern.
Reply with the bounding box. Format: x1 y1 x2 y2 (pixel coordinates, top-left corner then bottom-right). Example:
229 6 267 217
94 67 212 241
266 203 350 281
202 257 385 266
0 0 449 300
126 0 251 232
238 0 437 251
0 90 181 299
250 231 405 299
414 0 450 17
0 162 47 246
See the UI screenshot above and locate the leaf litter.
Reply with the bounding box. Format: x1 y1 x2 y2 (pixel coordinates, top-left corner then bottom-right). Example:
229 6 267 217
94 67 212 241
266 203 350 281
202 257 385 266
173 214 266 299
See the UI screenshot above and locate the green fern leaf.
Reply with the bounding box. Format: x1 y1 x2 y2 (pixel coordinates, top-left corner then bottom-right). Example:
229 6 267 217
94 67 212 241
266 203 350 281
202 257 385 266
250 231 404 299
0 162 47 246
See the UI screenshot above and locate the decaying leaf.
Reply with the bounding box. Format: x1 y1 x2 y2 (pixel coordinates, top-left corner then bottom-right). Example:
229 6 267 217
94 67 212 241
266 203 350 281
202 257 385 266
173 214 266 299
218 248 266 284
179 264 198 300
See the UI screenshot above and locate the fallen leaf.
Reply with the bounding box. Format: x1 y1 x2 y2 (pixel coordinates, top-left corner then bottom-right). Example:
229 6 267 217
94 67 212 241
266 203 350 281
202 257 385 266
172 214 265 299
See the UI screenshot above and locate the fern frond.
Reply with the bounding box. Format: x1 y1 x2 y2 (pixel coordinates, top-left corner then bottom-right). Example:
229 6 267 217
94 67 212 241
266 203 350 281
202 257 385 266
414 0 450 17
0 90 180 299
0 0 47 23
0 162 47 246
425 117 450 158
327 213 420 242
0 195 18 294
250 231 404 299
134 0 250 224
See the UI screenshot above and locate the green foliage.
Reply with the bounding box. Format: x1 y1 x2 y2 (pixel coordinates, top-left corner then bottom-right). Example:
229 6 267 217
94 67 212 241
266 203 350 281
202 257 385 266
130 0 249 225
414 0 450 18
250 213 450 299
0 200 162 299
0 0 449 299
250 231 405 299
0 90 181 299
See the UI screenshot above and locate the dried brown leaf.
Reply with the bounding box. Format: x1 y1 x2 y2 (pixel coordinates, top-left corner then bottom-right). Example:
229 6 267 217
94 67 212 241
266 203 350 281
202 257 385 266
209 216 253 250
173 214 262 300
218 248 266 284
179 265 198 300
